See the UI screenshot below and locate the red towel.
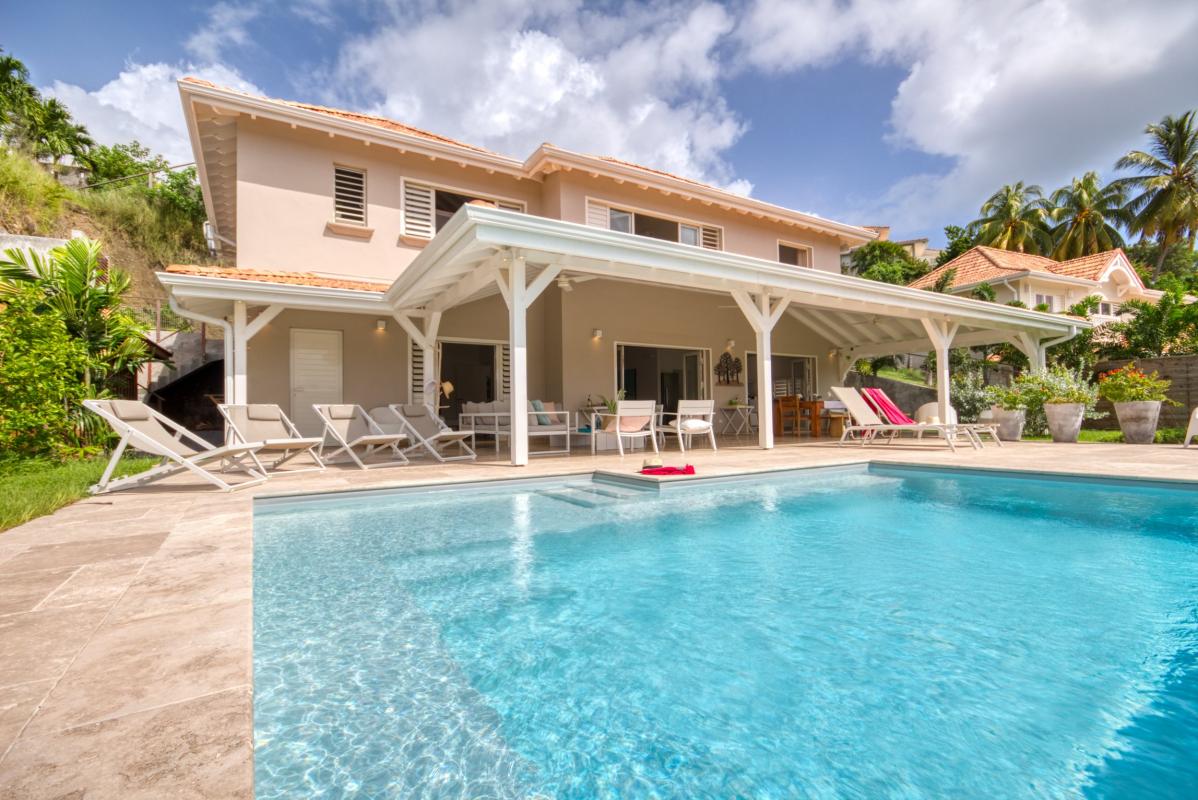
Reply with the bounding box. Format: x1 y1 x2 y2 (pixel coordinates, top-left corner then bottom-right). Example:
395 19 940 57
639 465 695 476
862 387 917 425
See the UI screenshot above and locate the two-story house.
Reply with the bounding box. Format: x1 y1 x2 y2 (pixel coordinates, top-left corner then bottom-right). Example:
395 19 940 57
159 78 1083 463
909 246 1162 323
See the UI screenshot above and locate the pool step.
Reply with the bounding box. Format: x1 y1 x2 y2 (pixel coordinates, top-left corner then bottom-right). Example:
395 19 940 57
536 482 652 508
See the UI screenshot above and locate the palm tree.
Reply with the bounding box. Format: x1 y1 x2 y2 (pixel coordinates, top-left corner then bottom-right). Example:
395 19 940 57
12 97 93 164
967 182 1052 254
1046 172 1128 259
1114 110 1198 278
0 49 35 130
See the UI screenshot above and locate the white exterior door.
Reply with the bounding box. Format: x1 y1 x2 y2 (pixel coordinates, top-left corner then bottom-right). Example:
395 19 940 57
290 329 342 435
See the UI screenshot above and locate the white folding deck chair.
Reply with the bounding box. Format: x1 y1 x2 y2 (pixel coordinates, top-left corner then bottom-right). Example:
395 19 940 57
218 404 326 473
660 399 717 452
83 399 267 493
374 404 476 462
831 387 975 452
1185 407 1198 447
593 399 659 456
313 404 409 469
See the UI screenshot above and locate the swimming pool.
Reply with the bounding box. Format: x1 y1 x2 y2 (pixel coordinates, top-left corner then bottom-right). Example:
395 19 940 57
253 465 1198 798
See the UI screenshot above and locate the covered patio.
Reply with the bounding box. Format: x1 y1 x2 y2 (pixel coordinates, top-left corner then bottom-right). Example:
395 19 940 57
160 205 1086 464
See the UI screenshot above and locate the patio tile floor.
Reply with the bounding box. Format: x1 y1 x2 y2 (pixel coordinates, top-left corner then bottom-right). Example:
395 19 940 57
1 438 1195 797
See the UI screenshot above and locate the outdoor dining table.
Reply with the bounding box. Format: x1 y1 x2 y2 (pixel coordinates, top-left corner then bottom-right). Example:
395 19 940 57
773 397 825 437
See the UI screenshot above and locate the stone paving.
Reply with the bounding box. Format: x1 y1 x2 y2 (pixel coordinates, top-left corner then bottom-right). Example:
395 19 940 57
1 438 1196 798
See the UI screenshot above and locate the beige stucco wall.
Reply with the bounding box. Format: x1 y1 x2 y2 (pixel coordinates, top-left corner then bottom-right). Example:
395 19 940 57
235 118 541 281
247 309 409 428
553 280 839 413
542 172 847 272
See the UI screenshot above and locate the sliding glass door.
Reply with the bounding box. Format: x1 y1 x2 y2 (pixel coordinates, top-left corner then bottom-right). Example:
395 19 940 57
616 344 709 413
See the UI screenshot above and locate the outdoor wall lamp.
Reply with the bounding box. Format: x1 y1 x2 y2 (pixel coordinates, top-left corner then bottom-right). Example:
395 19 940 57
592 328 603 339
726 339 736 350
375 319 387 331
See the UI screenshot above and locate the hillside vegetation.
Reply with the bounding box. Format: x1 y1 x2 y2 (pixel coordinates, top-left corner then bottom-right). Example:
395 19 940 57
0 146 212 313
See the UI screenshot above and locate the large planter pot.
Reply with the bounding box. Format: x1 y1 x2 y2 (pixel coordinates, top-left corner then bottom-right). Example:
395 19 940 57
990 407 1026 441
1044 402 1085 443
1114 400 1161 445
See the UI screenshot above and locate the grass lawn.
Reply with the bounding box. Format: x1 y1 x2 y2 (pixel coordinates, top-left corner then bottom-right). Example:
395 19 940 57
1023 427 1186 444
0 456 158 533
875 366 930 386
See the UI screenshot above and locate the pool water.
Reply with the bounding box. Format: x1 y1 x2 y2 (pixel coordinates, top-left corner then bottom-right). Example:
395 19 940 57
253 466 1198 798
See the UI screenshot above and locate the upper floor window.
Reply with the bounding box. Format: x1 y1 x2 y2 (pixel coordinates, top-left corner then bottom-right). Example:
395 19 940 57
1097 301 1120 316
401 179 524 240
1034 293 1057 312
778 242 812 268
586 199 722 250
333 166 367 226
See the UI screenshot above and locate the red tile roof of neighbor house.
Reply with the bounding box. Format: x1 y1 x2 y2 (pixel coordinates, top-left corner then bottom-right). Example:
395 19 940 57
163 264 388 293
908 246 1127 290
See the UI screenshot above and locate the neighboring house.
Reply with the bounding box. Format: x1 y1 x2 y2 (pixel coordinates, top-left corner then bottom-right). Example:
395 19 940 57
908 246 1162 323
840 227 943 271
158 78 1083 463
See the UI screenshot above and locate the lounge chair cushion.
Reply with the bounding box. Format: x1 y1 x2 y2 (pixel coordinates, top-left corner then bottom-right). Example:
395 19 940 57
247 404 283 421
111 400 151 420
531 399 550 426
605 415 652 433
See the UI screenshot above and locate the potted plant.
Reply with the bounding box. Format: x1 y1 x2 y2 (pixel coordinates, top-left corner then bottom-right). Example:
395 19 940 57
1015 367 1100 443
1097 363 1175 444
984 383 1027 441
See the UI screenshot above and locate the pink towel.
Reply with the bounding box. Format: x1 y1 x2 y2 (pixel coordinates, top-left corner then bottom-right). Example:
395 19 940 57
640 465 695 476
862 388 917 425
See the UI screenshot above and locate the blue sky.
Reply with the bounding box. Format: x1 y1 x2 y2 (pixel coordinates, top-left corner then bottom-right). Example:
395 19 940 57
4 0 1197 245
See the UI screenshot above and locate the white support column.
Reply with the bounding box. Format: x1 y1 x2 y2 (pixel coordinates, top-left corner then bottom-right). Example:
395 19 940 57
422 311 442 409
731 289 791 449
232 300 248 405
921 318 959 425
1011 332 1047 373
508 256 529 466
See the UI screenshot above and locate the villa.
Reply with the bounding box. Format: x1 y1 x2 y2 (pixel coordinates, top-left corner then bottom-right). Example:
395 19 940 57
910 245 1161 321
160 77 1085 463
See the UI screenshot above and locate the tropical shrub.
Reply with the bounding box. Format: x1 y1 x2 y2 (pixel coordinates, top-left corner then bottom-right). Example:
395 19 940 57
950 369 990 422
1096 363 1175 403
0 288 98 457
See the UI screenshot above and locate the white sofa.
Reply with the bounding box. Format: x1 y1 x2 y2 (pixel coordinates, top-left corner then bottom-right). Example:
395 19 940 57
460 400 572 456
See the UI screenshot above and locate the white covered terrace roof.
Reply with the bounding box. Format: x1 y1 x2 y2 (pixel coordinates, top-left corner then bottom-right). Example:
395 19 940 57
159 206 1086 361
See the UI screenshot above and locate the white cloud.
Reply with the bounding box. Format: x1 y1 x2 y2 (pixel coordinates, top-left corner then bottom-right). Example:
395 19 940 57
324 0 751 192
185 2 261 63
44 63 264 164
737 0 1198 234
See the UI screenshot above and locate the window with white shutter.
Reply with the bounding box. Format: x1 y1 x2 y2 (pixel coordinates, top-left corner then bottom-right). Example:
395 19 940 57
333 166 366 225
402 180 435 239
779 242 812 268
586 199 611 228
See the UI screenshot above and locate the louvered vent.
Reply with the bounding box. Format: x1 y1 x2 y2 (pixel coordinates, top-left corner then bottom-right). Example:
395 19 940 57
700 226 721 250
402 181 435 239
496 201 524 212
333 166 366 225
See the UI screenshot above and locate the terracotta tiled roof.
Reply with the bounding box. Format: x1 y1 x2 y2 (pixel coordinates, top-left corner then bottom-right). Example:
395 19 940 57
908 246 1127 290
1048 249 1124 280
597 155 713 189
180 77 499 157
163 264 388 293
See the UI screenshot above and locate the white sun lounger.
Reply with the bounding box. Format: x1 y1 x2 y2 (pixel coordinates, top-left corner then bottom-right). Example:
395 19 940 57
218 403 326 473
372 404 476 462
83 399 267 493
1185 407 1197 447
831 387 978 452
313 404 409 469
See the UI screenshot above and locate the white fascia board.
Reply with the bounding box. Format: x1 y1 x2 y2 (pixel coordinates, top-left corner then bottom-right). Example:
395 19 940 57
158 273 392 315
448 206 1087 335
178 81 528 179
524 145 878 245
178 87 220 241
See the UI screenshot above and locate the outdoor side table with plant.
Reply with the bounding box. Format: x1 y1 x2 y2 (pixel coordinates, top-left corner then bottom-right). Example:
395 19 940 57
1097 363 1177 444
